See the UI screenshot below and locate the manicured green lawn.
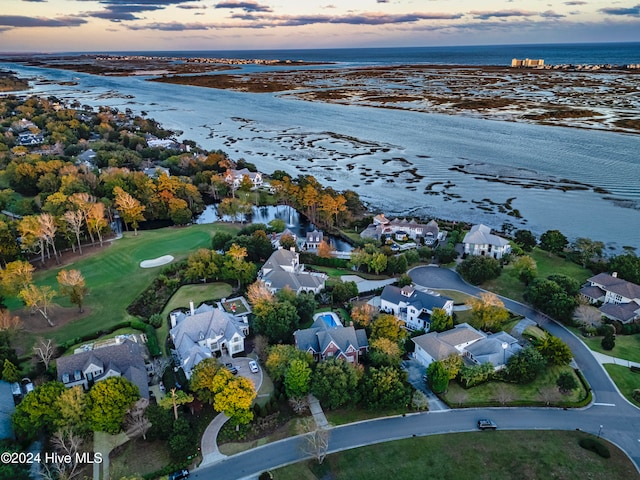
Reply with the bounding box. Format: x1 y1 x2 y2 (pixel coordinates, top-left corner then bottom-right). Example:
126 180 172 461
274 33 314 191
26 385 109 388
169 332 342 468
11 223 239 347
324 406 409 426
273 431 637 480
603 364 640 407
442 365 588 407
581 334 640 363
432 289 474 305
482 247 592 303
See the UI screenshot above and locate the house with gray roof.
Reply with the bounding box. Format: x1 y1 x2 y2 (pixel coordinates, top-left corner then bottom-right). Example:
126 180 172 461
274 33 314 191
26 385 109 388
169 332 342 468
463 224 511 259
380 284 453 331
56 338 149 398
294 316 368 363
464 331 522 370
412 323 486 368
305 230 324 250
360 214 441 246
580 272 640 323
259 247 326 295
170 302 249 379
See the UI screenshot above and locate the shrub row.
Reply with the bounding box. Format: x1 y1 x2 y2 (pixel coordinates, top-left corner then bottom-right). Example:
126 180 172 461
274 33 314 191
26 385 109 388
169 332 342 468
127 261 187 319
630 366 640 374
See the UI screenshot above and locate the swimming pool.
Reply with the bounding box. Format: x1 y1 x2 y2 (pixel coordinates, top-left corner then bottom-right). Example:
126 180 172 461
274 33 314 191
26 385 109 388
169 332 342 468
314 312 343 328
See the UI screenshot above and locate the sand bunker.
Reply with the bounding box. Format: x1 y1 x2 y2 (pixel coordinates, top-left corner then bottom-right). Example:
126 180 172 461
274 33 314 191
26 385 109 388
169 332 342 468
140 255 174 268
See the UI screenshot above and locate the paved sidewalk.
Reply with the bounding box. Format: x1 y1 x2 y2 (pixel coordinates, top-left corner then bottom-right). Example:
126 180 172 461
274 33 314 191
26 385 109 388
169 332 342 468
308 394 329 428
591 351 640 368
199 413 229 467
511 318 537 340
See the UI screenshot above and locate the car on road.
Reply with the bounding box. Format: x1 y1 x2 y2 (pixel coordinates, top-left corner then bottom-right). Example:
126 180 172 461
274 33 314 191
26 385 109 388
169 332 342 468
477 419 497 430
225 364 238 375
249 360 259 373
168 468 190 480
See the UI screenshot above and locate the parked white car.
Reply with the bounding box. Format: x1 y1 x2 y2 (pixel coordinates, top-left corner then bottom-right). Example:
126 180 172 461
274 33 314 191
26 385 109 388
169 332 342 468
249 360 259 373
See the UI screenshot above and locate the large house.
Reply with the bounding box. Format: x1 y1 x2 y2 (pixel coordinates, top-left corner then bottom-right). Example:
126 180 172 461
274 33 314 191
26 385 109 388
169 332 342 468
380 284 453 331
56 338 150 398
463 224 511 259
360 214 441 246
580 272 640 323
294 313 369 363
170 302 249 379
224 168 263 190
412 323 520 370
259 247 326 295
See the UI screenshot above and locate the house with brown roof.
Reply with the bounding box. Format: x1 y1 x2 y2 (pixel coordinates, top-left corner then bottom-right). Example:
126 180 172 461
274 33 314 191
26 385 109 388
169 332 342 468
580 272 640 323
294 313 368 363
56 338 150 398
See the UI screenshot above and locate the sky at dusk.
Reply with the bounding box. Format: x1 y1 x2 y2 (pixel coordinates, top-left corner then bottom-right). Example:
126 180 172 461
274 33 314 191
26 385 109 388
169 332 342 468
1 0 640 53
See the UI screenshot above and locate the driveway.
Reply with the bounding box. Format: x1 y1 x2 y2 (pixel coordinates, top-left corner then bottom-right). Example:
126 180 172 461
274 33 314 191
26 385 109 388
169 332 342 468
340 275 397 294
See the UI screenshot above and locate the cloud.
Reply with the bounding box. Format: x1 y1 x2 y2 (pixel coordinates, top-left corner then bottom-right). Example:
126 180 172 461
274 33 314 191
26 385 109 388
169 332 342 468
599 5 640 16
0 15 87 28
128 21 210 30
540 10 565 18
469 9 537 20
215 1 272 12
177 3 207 9
564 1 587 5
22 0 48 3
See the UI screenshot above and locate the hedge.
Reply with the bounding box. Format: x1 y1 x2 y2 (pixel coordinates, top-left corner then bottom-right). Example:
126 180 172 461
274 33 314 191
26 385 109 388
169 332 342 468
579 438 611 458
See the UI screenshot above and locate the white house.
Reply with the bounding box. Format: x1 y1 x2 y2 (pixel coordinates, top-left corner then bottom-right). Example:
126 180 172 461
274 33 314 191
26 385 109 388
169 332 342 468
170 302 249 379
580 272 640 323
380 284 453 331
305 230 324 250
360 214 441 246
225 168 263 189
463 224 511 259
259 247 326 295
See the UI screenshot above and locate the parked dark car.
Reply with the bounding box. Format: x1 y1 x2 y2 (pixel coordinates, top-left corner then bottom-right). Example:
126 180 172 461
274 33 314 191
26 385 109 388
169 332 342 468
477 419 497 430
168 469 190 480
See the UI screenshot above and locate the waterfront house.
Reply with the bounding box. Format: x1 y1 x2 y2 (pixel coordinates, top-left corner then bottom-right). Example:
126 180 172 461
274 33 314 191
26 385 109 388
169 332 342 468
360 214 441 246
580 272 640 323
224 168 263 190
259 247 326 295
305 230 324 250
463 224 511 259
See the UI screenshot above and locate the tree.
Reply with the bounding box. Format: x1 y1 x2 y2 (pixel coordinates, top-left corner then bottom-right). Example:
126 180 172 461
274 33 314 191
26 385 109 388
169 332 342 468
360 366 411 410
0 260 34 297
88 376 140 434
301 425 330 465
506 346 546 384
534 334 572 366
266 344 313 384
63 210 85 254
247 279 274 305
190 357 222 404
557 371 579 394
284 358 312 399
310 358 361 410
457 255 501 285
368 252 387 275
33 337 56 370
213 375 257 426
331 281 358 305
114 186 145 235
19 284 56 327
370 313 408 345
87 202 108 247
41 429 84 480
223 243 256 288
12 381 65 441
572 237 605 268
368 337 402 367
513 255 537 285
609 252 640 284
57 269 88 312
525 278 578 322
466 292 510 332
426 360 449 394
429 308 453 332
38 213 60 264
514 229 537 252
350 304 376 328
601 324 616 351
55 386 89 435
159 388 194 420
494 383 513 406
253 299 299 344
294 292 317 325
317 241 333 259
441 353 463 380
539 229 568 254
0 309 21 332
2 358 19 383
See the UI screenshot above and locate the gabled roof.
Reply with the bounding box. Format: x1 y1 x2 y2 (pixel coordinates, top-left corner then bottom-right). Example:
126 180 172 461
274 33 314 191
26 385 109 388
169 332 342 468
463 224 510 247
56 339 149 398
600 301 640 323
170 305 245 354
580 285 606 301
381 284 452 312
294 317 368 358
464 331 521 366
437 323 486 347
413 334 458 361
588 273 640 300
261 248 325 292
412 323 485 361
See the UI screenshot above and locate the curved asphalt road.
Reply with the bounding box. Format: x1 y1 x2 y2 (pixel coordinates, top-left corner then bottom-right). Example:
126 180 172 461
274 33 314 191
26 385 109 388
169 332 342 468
192 266 640 479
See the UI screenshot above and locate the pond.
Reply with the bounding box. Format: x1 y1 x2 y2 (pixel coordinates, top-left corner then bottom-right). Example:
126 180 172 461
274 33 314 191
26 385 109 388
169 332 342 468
195 204 353 252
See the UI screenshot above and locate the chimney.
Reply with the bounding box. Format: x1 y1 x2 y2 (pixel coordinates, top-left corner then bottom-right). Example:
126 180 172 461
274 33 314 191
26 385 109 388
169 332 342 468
190 301 195 316
170 312 177 329
612 272 618 278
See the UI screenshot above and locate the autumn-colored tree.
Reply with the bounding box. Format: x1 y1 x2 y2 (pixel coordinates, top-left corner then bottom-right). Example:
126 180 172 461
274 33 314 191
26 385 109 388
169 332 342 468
38 213 59 264
466 292 510 332
2 358 20 383
368 337 402 366
55 386 90 435
18 215 45 264
190 358 222 404
20 284 56 327
57 269 88 312
223 243 256 288
87 202 108 247
125 398 151 440
350 303 376 328
0 260 34 297
114 186 145 235
429 308 453 332
317 240 333 259
88 376 140 434
246 280 274 306
370 313 408 345
213 375 256 426
0 308 22 332
63 210 85 254
266 344 314 383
